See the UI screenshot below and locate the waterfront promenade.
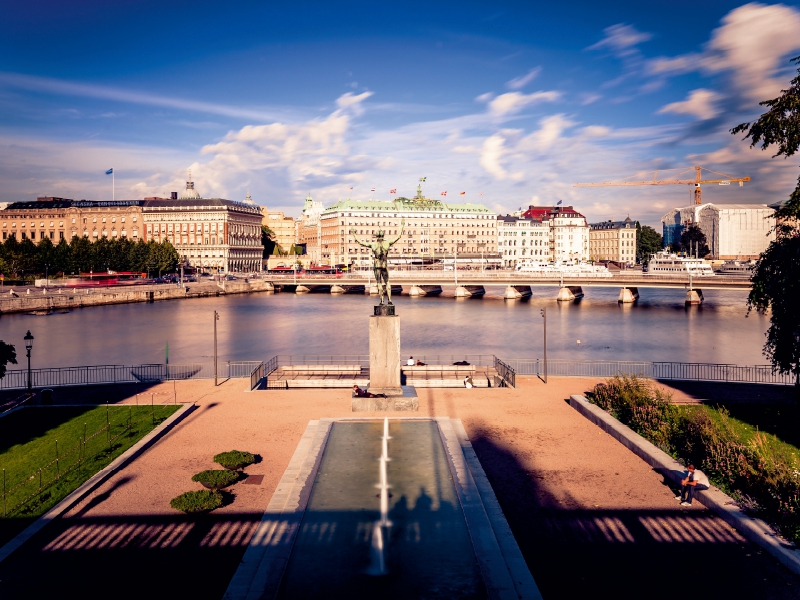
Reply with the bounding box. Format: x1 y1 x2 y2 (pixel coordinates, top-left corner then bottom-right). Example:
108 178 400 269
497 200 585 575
0 377 796 599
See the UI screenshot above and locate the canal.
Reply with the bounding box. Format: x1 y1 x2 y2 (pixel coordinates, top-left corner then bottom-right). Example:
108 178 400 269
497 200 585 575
0 286 770 368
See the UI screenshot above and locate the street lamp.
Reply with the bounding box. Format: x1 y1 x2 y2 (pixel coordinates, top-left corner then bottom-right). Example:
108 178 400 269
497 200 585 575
24 330 34 394
213 311 220 386
540 308 547 384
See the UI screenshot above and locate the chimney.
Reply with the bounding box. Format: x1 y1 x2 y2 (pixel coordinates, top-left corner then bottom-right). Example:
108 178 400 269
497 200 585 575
171 191 177 200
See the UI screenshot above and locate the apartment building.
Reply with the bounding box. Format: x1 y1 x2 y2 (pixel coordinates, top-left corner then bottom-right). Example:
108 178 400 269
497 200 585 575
497 215 552 267
589 217 637 266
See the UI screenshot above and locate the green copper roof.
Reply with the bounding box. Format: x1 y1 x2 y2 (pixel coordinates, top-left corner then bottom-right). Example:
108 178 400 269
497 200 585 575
321 197 493 214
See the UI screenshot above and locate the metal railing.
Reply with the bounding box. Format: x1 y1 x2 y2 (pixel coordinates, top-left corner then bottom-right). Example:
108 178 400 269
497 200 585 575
250 362 266 391
494 357 516 388
503 359 794 385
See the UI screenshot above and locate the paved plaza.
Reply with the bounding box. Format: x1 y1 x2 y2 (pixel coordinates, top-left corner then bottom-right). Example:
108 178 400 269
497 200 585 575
0 377 796 599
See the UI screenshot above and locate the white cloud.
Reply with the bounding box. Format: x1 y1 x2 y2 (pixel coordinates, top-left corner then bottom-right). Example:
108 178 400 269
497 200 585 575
588 24 652 58
487 91 561 117
649 3 800 102
506 67 542 90
658 89 722 120
0 71 292 122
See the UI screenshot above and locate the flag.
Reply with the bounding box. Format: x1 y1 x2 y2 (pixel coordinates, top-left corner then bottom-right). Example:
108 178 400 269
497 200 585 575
390 189 397 194
440 191 447 196
419 177 427 182
370 187 376 192
556 199 563 205
459 192 466 196
105 168 113 175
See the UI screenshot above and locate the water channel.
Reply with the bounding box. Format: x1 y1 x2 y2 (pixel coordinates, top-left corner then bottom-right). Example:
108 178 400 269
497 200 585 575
0 286 770 368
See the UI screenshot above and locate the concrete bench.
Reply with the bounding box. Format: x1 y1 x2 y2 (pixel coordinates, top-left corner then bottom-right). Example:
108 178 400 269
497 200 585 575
279 365 362 375
402 365 477 373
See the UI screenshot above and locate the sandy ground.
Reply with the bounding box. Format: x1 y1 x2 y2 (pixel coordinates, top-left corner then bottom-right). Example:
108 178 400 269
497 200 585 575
0 376 796 599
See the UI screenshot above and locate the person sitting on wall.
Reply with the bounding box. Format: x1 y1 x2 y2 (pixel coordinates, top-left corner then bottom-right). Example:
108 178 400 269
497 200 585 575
407 356 415 366
353 385 387 399
416 359 427 366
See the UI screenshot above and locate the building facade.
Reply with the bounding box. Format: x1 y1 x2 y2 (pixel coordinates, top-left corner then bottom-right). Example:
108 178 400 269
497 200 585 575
142 180 263 272
661 203 775 259
497 215 552 267
1 197 145 243
521 205 590 262
317 188 498 267
262 209 296 252
697 204 775 260
589 217 637 265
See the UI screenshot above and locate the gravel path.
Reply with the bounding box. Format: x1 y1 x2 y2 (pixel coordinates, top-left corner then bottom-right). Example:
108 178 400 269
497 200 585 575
0 377 795 599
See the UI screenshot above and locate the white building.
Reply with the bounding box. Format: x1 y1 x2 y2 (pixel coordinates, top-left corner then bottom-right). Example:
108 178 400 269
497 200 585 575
521 205 589 263
497 215 552 267
662 203 775 259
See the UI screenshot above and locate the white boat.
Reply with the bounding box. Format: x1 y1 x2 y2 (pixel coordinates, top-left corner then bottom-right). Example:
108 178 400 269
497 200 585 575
515 261 612 277
645 251 715 276
715 260 755 277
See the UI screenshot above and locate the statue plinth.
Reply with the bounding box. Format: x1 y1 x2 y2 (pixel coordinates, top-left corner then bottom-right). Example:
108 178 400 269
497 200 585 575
368 308 402 397
373 304 395 316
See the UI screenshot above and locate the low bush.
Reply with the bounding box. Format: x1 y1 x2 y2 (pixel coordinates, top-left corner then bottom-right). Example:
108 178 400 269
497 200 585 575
213 450 255 470
587 375 800 544
170 490 223 513
191 469 240 490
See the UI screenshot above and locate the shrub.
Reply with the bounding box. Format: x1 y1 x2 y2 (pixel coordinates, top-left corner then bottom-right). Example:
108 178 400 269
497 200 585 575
213 450 255 470
587 375 800 544
191 469 240 490
170 490 222 513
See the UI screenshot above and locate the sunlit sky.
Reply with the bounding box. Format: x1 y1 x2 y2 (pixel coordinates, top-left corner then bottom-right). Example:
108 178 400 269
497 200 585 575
2 1 799 226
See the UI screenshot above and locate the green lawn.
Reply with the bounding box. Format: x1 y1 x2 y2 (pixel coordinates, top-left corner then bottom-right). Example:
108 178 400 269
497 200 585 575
701 403 800 470
0 404 180 547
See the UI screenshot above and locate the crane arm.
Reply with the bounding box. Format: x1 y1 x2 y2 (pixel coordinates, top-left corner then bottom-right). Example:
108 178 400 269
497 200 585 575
574 177 750 188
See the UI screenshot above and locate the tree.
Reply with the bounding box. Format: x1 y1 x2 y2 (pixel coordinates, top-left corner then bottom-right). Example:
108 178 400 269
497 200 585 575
731 55 800 387
679 224 710 258
636 222 662 263
261 225 276 257
0 341 17 379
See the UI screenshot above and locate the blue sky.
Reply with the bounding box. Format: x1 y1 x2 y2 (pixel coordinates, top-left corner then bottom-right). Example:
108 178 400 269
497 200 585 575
1 1 799 226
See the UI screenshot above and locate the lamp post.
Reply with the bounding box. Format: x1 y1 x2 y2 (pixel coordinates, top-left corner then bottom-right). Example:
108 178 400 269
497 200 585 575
24 330 34 394
540 308 547 384
213 311 219 386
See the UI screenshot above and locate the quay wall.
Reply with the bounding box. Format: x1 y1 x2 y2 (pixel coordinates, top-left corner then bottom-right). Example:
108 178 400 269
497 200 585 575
0 280 273 315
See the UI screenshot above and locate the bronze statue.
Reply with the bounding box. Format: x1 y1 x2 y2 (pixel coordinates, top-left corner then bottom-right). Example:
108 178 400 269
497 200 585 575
351 220 405 305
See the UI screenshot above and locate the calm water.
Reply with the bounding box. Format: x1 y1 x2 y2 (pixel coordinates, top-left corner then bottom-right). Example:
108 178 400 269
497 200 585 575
0 286 770 368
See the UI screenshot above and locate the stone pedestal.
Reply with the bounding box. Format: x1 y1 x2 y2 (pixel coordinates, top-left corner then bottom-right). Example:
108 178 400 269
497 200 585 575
369 308 403 396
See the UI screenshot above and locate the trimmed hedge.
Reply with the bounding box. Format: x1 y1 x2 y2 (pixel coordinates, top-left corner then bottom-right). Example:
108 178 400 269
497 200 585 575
191 469 240 490
214 450 255 470
588 375 800 544
170 490 223 513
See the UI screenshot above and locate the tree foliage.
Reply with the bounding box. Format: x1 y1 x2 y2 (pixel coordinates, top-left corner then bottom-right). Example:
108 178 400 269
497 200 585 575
635 222 662 263
731 56 800 384
261 225 276 258
0 341 17 379
0 236 180 277
679 224 710 258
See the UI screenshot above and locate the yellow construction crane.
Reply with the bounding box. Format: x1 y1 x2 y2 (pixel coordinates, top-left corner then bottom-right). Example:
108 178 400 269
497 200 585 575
574 166 750 205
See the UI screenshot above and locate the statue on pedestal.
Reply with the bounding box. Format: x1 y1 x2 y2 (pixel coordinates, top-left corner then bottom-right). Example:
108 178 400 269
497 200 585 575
351 220 405 306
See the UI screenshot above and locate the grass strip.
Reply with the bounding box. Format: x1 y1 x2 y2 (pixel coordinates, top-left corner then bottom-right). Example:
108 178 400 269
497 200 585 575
0 404 180 547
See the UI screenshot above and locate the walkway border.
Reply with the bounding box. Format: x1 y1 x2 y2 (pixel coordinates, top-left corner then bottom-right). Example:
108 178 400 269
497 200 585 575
0 402 196 564
569 394 800 576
